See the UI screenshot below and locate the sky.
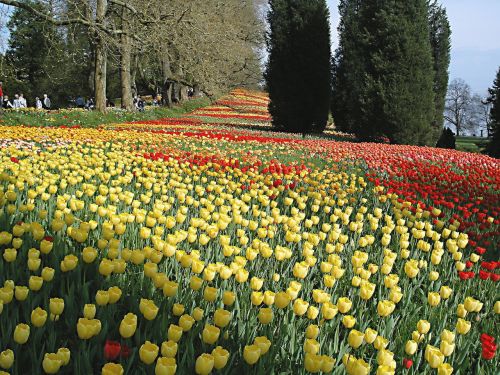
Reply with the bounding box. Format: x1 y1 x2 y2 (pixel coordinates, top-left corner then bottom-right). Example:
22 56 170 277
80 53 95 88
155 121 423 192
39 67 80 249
327 0 500 96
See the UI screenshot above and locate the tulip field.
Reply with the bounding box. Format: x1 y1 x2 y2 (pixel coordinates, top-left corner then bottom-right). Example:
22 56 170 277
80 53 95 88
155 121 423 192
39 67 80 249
0 89 499 375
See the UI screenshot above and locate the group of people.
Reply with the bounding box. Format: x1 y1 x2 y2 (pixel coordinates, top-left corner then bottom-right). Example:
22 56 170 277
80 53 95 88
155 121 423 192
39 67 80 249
0 82 51 110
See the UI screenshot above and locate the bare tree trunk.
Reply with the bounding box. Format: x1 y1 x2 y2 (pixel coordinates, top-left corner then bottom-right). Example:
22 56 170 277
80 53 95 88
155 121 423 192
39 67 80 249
161 51 173 107
131 54 139 97
193 84 200 97
94 0 108 112
179 85 188 102
120 10 134 111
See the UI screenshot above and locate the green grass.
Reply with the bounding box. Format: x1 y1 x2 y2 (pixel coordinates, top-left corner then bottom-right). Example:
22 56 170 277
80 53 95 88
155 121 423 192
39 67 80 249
455 136 489 153
0 97 211 128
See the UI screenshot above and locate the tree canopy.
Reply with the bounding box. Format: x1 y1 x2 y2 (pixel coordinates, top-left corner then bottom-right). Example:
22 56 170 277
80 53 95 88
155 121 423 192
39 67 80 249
0 0 265 110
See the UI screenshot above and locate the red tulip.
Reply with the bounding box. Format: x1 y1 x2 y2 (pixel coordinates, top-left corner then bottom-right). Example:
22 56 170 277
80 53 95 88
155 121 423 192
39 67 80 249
403 358 413 369
104 340 121 360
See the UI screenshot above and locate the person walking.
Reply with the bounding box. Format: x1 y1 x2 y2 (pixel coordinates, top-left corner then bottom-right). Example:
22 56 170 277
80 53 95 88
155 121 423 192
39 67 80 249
35 97 43 109
43 94 51 110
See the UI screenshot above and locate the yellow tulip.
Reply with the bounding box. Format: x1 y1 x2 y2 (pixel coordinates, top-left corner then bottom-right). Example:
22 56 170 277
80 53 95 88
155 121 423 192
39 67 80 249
42 353 62 374
61 254 78 271
359 282 376 300
203 287 217 302
190 276 203 291
464 297 482 312
258 307 273 324
376 365 395 375
304 352 323 373
41 267 55 282
40 239 53 254
417 320 431 334
161 341 178 358
77 318 96 340
457 303 467 318
373 336 389 350
274 291 291 309
251 291 264 306
321 302 338 320
202 324 220 344
105 286 120 303
293 262 309 279
440 340 455 356
119 313 137 338
83 304 96 319
494 301 500 314
49 298 65 315
82 247 98 263
441 329 455 343
3 248 17 262
364 328 378 344
405 340 418 355
31 307 48 328
320 355 335 372
250 277 264 291
193 307 204 321
404 260 419 278
155 357 176 375
95 290 109 306
56 348 71 366
212 346 229 369
348 329 364 349
179 314 195 332
425 345 444 368
344 355 370 375
195 353 214 375
0 349 14 370
437 363 453 375
456 318 471 335
222 291 236 306
99 259 115 276
429 271 439 281
254 336 271 355
243 345 261 365
337 297 352 314
342 315 356 328
13 323 30 344
102 362 124 375
166 324 182 342
304 338 320 354
377 300 395 317
213 308 231 328
139 341 159 365
140 299 159 321
14 286 29 301
428 292 441 307
376 349 394 367
293 299 309 316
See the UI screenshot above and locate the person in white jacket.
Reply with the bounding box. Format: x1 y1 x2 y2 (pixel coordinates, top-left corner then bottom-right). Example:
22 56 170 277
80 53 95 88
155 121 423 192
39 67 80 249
13 94 20 109
19 93 27 108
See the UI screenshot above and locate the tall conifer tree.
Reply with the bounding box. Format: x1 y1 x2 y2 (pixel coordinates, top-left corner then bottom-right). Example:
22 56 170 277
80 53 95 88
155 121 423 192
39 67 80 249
331 0 362 134
485 68 500 158
332 0 440 145
428 0 451 144
266 0 332 134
